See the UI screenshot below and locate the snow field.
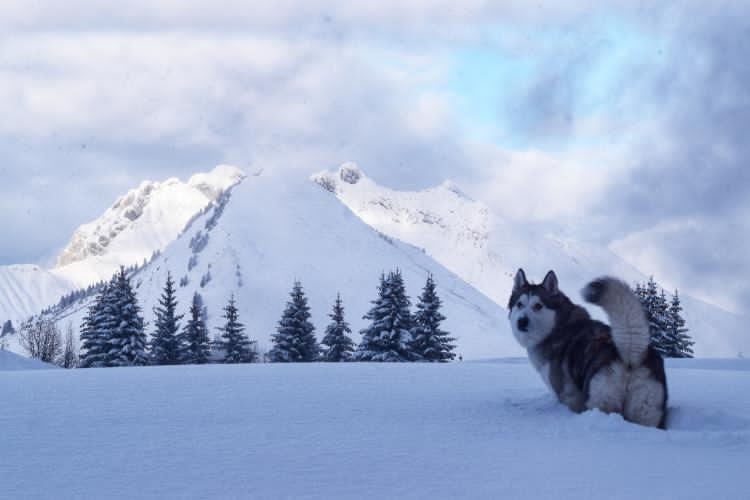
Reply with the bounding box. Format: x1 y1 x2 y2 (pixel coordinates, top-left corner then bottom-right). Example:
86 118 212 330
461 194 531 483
0 350 57 371
1 360 748 499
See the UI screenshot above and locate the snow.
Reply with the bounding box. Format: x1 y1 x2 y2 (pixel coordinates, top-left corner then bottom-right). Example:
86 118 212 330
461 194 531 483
52 165 245 287
48 168 515 360
187 164 245 201
0 264 74 327
0 349 57 371
314 163 750 358
0 360 747 498
2 164 747 360
0 167 244 331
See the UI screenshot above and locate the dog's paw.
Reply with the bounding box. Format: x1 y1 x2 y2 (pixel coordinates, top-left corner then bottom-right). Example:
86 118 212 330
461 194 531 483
582 279 607 304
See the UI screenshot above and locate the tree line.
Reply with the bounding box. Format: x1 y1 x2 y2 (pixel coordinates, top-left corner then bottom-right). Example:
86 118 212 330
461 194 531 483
64 267 456 368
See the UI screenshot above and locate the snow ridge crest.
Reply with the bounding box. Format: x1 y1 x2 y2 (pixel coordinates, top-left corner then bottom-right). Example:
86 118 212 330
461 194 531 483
55 165 245 269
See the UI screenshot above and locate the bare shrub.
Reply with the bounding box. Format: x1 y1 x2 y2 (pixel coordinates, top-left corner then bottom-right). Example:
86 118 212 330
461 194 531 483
19 317 62 363
59 323 79 369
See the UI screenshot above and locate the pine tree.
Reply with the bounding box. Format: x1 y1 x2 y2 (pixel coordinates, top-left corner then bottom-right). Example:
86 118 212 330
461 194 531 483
106 267 149 367
409 274 456 362
150 272 183 365
652 289 671 355
320 294 355 362
178 292 212 364
636 277 694 358
640 276 669 356
634 282 646 304
218 295 256 363
354 270 414 362
79 282 112 368
666 290 695 358
269 281 319 362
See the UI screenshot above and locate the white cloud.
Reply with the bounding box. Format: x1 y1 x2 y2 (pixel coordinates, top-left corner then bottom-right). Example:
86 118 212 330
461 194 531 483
609 217 750 314
0 27 468 262
0 0 601 35
1 0 749 314
463 144 621 224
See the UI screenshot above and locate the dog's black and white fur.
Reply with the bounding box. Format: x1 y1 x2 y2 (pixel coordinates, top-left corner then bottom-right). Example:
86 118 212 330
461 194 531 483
508 269 668 428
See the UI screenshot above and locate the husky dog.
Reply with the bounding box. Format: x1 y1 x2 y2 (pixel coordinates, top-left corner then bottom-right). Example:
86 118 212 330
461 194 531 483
508 269 668 428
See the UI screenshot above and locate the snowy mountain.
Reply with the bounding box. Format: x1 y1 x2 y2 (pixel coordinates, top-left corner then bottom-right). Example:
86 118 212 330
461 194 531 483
53 165 245 287
49 168 515 360
0 166 245 331
4 163 747 359
312 163 640 302
312 163 749 357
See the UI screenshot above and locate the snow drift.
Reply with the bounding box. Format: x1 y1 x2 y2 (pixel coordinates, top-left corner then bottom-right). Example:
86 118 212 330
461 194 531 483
0 349 57 371
1 360 747 498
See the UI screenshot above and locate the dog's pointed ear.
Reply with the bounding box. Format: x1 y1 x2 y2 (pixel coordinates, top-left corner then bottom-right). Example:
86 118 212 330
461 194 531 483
513 269 528 291
542 270 558 294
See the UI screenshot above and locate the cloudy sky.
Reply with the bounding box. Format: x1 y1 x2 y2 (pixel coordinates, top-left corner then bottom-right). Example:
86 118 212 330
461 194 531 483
2 1 749 313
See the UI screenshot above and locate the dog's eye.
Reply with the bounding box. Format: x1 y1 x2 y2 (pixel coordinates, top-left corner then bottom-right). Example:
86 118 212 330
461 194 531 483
532 303 543 312
516 301 523 309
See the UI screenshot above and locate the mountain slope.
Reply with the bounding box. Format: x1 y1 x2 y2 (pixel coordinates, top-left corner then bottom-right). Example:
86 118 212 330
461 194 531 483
0 167 245 329
49 169 516 360
52 165 244 287
312 163 644 302
0 265 74 326
313 163 749 357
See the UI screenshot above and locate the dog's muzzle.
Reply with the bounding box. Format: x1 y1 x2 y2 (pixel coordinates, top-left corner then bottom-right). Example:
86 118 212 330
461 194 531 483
517 316 529 332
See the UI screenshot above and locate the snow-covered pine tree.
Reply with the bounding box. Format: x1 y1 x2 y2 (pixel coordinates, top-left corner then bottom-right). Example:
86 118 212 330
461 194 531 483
634 282 646 304
150 272 184 365
409 274 456 362
79 284 107 368
269 281 319 362
320 293 355 362
354 270 414 362
635 277 694 358
352 272 387 361
218 295 256 363
639 276 670 356
106 267 149 367
652 288 672 356
178 292 212 364
666 290 695 358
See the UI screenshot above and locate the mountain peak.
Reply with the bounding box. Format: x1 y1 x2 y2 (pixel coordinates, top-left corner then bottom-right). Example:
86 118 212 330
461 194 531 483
338 162 364 184
311 162 369 194
188 165 245 201
437 180 473 201
53 166 245 284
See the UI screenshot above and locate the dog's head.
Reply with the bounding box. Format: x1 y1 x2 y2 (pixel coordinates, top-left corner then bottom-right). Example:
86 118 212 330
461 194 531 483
508 269 561 348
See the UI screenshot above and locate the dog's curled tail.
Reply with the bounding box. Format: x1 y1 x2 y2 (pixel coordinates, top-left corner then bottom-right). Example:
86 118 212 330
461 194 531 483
582 277 650 367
